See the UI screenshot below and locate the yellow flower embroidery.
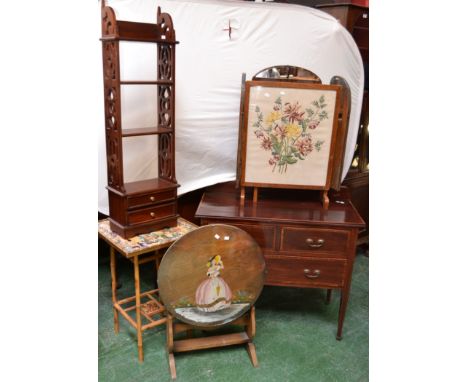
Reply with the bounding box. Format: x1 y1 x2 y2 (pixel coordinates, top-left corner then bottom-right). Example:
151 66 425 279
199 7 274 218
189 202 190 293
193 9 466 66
285 123 302 138
266 111 281 125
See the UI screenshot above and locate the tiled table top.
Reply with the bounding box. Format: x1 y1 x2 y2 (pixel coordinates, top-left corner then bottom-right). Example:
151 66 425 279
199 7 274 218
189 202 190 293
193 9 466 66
98 218 198 258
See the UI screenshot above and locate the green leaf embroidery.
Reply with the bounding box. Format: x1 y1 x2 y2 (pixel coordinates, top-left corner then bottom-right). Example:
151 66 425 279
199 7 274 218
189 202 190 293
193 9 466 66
315 140 325 151
319 111 328 120
273 143 281 154
306 108 314 117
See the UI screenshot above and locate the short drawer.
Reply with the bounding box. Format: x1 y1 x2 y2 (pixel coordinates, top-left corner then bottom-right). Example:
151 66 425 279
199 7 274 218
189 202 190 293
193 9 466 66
265 256 346 288
280 226 349 256
127 190 176 209
226 223 275 250
127 202 176 225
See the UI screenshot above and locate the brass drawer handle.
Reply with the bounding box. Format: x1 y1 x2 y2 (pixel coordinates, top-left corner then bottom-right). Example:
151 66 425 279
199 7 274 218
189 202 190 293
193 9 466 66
150 212 155 217
304 269 320 279
306 238 325 248
150 196 155 202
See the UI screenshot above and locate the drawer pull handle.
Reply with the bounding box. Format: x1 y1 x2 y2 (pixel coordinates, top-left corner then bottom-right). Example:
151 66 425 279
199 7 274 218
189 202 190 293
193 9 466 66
150 196 155 202
306 238 325 248
304 269 321 279
150 212 155 217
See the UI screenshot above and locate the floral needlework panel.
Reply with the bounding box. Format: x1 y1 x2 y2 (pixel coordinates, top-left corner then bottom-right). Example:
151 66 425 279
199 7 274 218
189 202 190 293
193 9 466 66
244 86 337 187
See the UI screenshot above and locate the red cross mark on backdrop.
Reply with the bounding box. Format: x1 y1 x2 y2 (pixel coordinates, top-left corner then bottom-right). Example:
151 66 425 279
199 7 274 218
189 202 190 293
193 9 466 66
222 19 239 40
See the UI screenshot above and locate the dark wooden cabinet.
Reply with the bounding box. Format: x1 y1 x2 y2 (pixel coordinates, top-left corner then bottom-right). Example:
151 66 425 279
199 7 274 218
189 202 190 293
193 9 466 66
100 3 179 238
195 182 365 339
315 1 369 244
243 0 369 245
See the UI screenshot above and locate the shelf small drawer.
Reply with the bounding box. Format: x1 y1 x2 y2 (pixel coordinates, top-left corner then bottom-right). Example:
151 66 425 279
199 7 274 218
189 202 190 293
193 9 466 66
265 256 346 288
127 190 176 209
127 202 176 225
280 227 349 256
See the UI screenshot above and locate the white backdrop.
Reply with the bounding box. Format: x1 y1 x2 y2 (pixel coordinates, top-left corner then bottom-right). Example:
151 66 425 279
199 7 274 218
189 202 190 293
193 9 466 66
98 0 364 214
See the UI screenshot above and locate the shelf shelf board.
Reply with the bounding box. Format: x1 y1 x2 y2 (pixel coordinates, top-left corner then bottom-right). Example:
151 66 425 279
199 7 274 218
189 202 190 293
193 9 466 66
100 20 178 44
120 80 173 85
122 127 173 137
124 178 179 196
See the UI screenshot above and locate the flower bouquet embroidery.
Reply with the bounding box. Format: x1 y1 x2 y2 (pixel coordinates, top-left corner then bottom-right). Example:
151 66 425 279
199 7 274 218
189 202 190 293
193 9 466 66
252 95 329 173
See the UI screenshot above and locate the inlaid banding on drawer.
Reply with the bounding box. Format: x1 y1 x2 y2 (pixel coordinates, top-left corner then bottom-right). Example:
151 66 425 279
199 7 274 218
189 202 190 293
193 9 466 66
264 256 346 288
127 202 176 225
127 190 176 209
280 226 349 256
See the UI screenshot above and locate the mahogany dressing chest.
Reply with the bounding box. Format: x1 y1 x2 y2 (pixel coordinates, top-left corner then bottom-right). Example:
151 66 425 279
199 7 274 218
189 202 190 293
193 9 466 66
195 182 365 339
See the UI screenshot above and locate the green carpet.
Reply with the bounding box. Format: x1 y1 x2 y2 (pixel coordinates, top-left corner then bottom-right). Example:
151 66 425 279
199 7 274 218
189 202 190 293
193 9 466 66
98 251 368 381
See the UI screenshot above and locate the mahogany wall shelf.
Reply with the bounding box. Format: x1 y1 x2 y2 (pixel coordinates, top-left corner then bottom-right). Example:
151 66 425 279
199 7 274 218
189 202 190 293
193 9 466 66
101 2 179 238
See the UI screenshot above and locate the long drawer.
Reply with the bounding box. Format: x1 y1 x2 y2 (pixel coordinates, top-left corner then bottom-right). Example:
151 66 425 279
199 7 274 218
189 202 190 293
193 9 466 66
265 255 347 288
279 226 349 258
127 189 176 209
127 202 177 225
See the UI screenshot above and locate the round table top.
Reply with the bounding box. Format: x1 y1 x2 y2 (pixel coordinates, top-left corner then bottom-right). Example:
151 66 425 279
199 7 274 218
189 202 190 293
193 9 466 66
158 224 266 327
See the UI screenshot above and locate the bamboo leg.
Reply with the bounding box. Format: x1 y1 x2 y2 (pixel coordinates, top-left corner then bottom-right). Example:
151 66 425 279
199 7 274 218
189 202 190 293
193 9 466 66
168 353 177 380
134 256 144 362
154 250 159 289
326 289 332 305
155 250 161 271
166 315 176 379
110 247 119 333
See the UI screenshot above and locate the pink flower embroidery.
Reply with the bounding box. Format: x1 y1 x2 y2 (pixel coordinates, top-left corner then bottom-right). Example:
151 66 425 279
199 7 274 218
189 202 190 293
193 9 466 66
268 154 280 165
308 120 320 130
284 102 305 123
295 136 313 156
261 136 272 150
272 124 286 140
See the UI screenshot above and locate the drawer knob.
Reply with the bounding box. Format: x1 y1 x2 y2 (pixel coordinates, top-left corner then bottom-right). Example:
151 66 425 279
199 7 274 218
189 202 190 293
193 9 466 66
150 196 155 202
304 269 321 279
305 238 325 248
150 212 155 217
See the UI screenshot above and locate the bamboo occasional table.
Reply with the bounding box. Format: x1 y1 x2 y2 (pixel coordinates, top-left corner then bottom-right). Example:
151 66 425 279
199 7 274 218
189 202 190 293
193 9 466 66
98 217 198 362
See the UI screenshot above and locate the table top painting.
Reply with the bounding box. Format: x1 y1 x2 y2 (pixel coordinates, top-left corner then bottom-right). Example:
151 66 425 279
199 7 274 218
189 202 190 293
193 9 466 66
158 224 266 327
